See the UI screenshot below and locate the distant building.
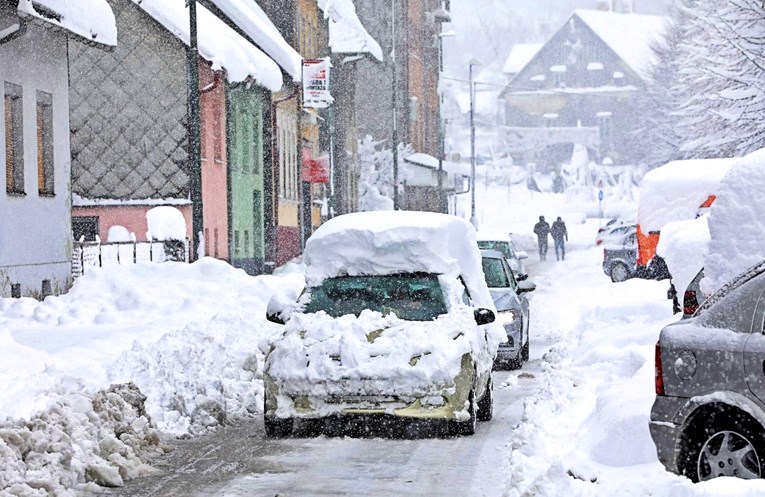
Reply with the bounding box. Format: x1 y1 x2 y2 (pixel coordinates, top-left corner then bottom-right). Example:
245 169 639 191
498 8 668 170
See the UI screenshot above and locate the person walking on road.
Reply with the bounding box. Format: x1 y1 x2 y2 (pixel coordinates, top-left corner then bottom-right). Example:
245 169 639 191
551 216 568 261
533 215 551 261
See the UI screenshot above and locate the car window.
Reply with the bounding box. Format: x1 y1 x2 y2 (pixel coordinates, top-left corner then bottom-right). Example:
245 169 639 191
302 273 448 321
477 240 513 259
482 257 510 288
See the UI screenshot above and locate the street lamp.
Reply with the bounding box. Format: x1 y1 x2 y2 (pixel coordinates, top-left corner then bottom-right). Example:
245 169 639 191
434 4 452 214
391 0 399 210
469 57 481 229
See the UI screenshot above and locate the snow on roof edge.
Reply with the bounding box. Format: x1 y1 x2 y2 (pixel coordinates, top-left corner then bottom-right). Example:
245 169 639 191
17 0 118 47
318 0 383 61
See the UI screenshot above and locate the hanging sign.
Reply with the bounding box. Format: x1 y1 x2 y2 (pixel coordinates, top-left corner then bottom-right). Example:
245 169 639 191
302 58 333 109
302 148 330 183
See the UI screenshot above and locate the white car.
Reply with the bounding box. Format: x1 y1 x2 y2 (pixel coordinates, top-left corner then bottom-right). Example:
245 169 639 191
476 233 529 281
263 212 505 438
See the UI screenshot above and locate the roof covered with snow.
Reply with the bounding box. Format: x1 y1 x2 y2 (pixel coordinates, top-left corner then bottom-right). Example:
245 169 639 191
637 158 738 233
133 0 282 89
17 0 117 47
207 0 303 82
502 43 543 75
573 9 668 79
318 0 383 61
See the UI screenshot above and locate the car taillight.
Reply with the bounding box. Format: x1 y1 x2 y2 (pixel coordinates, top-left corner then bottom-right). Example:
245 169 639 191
655 341 665 395
683 289 699 316
596 239 603 246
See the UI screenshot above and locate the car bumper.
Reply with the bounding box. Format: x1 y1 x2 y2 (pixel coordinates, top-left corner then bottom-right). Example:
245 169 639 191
265 355 475 422
649 395 687 474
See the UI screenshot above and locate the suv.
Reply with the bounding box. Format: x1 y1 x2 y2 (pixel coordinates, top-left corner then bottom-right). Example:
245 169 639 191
650 261 765 481
264 212 504 438
476 234 529 281
481 249 535 369
602 228 637 282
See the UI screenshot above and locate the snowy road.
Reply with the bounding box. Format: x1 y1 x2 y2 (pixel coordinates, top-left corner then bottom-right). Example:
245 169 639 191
101 368 540 497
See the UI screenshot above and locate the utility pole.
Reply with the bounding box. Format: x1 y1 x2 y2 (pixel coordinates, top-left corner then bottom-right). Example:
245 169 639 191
391 0 399 210
187 0 203 260
469 58 481 229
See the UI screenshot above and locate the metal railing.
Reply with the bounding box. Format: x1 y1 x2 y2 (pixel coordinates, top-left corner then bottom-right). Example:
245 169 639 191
72 238 189 279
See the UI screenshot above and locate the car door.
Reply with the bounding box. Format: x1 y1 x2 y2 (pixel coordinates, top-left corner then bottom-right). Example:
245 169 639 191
743 284 765 403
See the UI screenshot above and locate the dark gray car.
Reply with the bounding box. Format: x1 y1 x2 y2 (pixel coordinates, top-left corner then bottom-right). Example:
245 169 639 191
650 261 765 482
480 250 535 370
602 228 637 283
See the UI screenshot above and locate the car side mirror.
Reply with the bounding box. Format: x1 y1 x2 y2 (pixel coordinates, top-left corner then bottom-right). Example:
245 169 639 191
516 251 529 260
266 288 298 325
474 308 496 325
518 280 536 293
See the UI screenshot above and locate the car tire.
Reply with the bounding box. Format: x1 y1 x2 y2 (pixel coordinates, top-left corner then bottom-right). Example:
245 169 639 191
682 413 765 482
477 377 493 422
521 337 530 362
264 415 293 438
450 388 477 436
610 263 630 283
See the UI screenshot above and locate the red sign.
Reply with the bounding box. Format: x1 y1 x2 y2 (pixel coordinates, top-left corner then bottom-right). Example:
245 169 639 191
302 148 330 183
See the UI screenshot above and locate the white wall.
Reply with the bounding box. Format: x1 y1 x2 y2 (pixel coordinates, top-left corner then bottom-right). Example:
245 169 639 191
0 8 73 297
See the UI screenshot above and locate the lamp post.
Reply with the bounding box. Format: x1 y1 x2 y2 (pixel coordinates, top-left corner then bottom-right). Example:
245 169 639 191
391 0 399 210
468 58 481 229
433 4 451 213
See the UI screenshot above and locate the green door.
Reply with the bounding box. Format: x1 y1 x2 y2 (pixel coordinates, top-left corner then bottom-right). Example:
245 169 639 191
229 86 265 274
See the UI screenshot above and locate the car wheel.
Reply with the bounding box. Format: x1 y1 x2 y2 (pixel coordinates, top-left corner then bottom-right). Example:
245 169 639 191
450 388 477 436
683 415 765 481
610 263 630 283
521 336 530 362
264 415 294 438
477 377 493 422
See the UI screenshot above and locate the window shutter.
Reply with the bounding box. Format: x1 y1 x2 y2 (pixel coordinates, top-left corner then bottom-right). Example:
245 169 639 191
5 95 13 192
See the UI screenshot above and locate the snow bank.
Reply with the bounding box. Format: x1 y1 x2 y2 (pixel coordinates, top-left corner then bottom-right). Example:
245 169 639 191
638 158 737 233
145 206 186 241
704 148 765 292
657 215 709 296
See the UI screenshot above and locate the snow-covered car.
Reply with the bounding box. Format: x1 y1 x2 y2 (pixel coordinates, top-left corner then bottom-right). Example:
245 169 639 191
263 212 505 438
595 221 636 247
476 233 529 281
650 261 765 482
601 226 637 282
481 250 535 370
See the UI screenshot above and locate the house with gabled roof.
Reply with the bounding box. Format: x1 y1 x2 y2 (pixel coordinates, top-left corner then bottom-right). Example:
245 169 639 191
498 7 668 170
1 0 117 298
68 0 282 274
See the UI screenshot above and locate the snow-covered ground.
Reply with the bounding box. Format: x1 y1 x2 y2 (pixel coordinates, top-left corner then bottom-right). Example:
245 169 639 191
3 180 765 495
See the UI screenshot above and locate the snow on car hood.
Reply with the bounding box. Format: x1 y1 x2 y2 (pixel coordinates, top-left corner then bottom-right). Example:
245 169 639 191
266 306 488 397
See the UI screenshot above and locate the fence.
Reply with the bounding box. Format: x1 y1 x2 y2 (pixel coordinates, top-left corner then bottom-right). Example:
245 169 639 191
72 238 190 279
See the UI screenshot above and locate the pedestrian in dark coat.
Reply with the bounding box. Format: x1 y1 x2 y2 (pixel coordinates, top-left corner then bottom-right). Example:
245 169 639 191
533 215 551 261
551 216 568 261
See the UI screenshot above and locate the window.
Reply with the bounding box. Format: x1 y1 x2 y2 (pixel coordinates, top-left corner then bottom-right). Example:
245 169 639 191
72 216 99 242
597 112 612 156
213 105 223 163
204 228 210 256
234 230 240 254
244 230 250 257
36 91 54 195
5 82 24 195
213 228 219 258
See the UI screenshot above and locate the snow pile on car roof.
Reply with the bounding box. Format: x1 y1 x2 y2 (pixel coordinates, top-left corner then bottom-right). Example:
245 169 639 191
638 158 737 233
704 148 765 292
656 215 709 297
303 211 494 311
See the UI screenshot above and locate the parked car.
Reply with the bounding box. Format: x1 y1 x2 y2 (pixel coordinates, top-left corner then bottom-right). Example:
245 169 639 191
602 228 637 282
476 233 529 281
668 267 708 319
650 261 765 482
480 249 536 370
596 222 636 247
263 212 504 438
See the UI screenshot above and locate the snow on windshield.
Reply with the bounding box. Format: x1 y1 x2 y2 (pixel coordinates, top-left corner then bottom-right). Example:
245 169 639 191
638 158 737 233
704 148 765 293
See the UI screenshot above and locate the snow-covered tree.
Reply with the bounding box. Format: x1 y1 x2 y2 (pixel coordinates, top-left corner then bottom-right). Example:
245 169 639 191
675 0 765 158
357 135 413 212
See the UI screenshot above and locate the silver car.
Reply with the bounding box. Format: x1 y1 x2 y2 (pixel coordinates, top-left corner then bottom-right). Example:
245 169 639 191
480 250 535 369
650 261 765 481
477 236 529 281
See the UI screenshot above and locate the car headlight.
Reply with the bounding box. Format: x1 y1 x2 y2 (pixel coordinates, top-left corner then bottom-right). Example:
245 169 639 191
497 310 516 323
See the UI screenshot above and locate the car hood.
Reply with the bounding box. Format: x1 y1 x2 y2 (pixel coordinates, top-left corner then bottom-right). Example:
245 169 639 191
265 306 494 394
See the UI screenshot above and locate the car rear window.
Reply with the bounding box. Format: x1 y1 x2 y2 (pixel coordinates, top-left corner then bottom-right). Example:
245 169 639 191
478 240 514 259
302 273 448 321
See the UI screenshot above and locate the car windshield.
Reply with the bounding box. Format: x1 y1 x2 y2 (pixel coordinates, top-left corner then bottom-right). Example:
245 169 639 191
482 257 510 288
302 273 448 321
478 240 514 259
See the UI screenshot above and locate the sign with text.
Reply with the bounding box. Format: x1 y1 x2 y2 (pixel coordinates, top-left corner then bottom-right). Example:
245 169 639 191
302 58 333 109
